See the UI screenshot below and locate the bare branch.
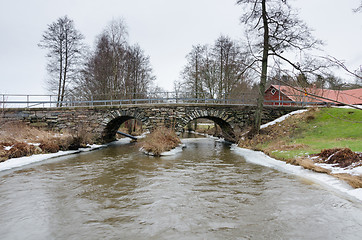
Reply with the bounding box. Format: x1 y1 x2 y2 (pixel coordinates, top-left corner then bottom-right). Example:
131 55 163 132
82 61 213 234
323 56 362 80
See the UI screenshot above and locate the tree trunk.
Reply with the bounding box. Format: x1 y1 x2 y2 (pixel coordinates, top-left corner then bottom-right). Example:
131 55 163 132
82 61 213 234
57 42 63 107
60 32 69 107
253 0 269 134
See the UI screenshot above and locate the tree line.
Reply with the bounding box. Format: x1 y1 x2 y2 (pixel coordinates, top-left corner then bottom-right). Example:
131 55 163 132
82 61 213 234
39 17 155 107
177 35 256 102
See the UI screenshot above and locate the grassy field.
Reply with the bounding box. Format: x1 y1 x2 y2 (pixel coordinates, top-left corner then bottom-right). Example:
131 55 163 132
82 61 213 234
240 107 362 160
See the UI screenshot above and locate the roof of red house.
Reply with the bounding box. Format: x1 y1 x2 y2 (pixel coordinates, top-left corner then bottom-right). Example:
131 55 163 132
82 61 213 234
268 85 362 105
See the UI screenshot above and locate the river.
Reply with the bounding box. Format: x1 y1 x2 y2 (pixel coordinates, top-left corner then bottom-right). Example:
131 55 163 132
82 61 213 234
1 137 362 239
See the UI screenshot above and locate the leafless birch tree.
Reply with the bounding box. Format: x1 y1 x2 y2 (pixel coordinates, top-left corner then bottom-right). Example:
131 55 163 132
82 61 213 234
39 16 84 106
74 19 154 101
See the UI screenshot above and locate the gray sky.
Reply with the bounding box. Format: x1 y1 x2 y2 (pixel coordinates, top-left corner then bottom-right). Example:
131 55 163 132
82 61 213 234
0 0 361 94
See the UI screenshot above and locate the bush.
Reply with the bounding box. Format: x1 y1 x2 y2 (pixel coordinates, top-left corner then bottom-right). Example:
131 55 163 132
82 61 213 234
305 115 315 123
7 142 37 159
39 141 60 153
139 127 181 156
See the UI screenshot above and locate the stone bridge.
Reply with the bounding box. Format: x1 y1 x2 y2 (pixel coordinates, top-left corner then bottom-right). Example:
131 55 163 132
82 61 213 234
1 104 303 143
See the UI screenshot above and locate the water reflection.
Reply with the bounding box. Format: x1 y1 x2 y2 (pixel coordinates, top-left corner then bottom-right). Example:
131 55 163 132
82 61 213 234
0 138 362 239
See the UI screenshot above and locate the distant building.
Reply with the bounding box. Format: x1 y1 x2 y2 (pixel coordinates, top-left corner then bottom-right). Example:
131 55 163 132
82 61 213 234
264 85 362 106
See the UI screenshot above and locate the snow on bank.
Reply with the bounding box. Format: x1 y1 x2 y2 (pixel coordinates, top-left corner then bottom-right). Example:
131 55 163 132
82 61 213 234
334 105 362 109
315 161 362 176
260 109 308 129
0 144 105 172
231 146 362 202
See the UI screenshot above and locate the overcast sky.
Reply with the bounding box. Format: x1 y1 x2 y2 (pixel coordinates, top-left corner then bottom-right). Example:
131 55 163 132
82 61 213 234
0 0 361 94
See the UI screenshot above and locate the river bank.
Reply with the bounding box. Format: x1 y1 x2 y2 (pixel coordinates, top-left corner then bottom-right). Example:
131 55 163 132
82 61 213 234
0 121 95 162
238 107 362 189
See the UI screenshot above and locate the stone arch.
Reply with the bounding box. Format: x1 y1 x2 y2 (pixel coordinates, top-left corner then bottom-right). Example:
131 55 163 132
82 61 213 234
100 109 150 143
177 110 237 143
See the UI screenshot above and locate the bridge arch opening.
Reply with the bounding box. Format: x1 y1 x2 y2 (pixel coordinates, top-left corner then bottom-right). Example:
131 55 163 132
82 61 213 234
180 116 236 143
102 116 144 143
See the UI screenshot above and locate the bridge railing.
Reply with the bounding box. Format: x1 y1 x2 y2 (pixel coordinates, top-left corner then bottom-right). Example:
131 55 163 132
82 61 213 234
0 92 331 109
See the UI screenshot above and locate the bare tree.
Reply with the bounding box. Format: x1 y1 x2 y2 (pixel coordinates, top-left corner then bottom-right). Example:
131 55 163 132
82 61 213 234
212 35 252 99
39 16 84 107
180 36 252 101
353 1 362 12
236 0 321 134
74 19 154 102
125 44 155 99
181 44 206 98
104 19 129 98
323 56 362 81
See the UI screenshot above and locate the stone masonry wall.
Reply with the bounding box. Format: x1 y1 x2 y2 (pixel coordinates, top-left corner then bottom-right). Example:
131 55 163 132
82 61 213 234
1 104 303 143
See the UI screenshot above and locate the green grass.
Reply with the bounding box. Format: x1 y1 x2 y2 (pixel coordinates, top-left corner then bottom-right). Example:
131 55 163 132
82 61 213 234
267 108 362 159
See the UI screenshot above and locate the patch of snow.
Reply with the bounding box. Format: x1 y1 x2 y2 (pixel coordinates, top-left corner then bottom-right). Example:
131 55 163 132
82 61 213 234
0 144 105 172
136 131 149 139
231 145 362 202
316 163 362 176
28 143 41 147
260 109 308 129
4 146 12 151
160 144 186 156
109 138 132 145
0 151 78 172
140 144 186 157
197 123 214 126
334 105 362 109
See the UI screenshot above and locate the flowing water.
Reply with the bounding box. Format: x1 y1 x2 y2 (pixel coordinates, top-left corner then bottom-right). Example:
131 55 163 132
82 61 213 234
1 138 362 240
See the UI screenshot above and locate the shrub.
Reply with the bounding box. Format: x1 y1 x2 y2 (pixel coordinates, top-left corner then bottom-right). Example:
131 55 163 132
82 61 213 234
139 127 181 156
305 115 315 123
39 141 60 153
7 142 37 159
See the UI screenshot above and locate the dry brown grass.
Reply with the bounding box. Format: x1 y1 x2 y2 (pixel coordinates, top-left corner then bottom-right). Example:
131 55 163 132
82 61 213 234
6 142 37 159
0 120 95 161
332 173 362 188
238 108 318 150
139 127 181 156
287 157 331 174
0 121 52 144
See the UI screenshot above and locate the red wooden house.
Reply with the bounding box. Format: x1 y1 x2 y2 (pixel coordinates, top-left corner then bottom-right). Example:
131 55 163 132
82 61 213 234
264 85 362 106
